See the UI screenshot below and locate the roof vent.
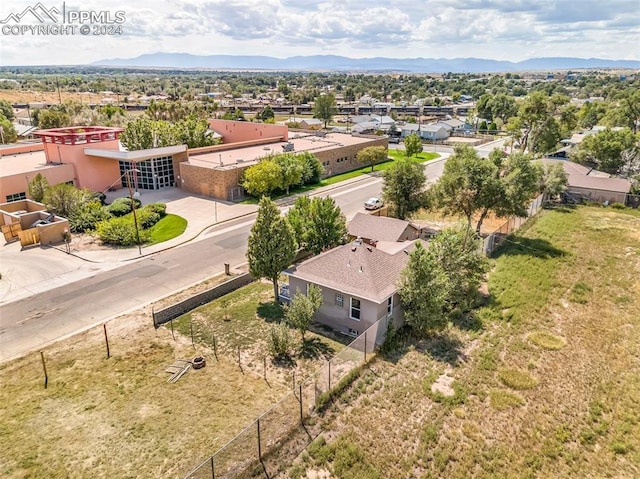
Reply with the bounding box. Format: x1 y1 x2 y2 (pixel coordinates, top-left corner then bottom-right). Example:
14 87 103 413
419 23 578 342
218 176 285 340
366 247 372 252
404 250 409 255
359 266 363 273
354 237 362 246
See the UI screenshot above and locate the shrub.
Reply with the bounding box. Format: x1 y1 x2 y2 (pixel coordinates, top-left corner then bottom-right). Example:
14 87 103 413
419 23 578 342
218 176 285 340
610 202 626 209
266 323 293 359
144 202 167 217
69 200 111 233
489 389 525 410
107 197 142 217
137 208 161 229
96 216 149 246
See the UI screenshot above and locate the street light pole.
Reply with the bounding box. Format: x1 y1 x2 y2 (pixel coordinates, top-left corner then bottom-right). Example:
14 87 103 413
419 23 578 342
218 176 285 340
126 169 142 255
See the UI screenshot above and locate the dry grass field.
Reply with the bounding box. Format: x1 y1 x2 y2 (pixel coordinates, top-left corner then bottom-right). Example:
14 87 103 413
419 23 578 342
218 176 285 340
286 205 640 479
0 277 343 478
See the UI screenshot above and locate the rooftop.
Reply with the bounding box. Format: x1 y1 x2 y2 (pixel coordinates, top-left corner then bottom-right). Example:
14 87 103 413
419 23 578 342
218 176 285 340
348 212 418 243
288 239 422 303
540 158 631 193
188 132 379 170
0 149 54 176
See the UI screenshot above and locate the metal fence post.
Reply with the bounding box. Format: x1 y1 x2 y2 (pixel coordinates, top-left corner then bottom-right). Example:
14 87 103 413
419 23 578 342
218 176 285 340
257 419 262 461
210 456 215 479
299 383 304 424
364 331 367 363
328 361 331 391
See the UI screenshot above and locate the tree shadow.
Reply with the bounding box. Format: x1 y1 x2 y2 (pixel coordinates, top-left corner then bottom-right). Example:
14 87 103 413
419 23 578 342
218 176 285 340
298 337 335 360
418 333 466 366
545 204 576 213
257 301 284 323
271 354 296 368
492 237 566 259
450 310 484 333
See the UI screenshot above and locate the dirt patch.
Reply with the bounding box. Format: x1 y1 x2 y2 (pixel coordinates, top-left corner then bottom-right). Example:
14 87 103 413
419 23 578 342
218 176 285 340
431 370 455 397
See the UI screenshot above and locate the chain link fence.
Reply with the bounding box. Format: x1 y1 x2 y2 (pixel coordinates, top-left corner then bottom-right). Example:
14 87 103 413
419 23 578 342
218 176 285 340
184 315 390 479
483 193 544 255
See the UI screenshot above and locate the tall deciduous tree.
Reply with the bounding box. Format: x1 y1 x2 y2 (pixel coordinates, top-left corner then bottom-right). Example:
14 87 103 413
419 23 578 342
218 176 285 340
430 225 489 313
539 162 569 199
571 128 638 174
247 197 297 299
274 153 304 194
287 196 347 254
314 93 336 128
382 157 427 220
397 242 449 335
286 284 323 341
431 146 541 234
403 133 423 157
356 145 387 172
0 114 18 144
28 173 49 202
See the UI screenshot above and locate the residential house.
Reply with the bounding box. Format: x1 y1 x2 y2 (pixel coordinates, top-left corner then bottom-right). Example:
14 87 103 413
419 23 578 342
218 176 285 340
540 158 632 204
298 118 323 130
401 123 449 141
286 238 422 339
347 212 419 245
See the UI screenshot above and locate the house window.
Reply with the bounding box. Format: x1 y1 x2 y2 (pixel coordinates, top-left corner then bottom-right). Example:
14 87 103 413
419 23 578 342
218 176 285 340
6 192 26 202
387 296 393 316
335 293 344 308
350 298 361 321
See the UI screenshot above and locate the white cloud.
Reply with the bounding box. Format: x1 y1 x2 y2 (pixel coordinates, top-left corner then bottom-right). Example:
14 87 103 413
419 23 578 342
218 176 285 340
0 0 638 65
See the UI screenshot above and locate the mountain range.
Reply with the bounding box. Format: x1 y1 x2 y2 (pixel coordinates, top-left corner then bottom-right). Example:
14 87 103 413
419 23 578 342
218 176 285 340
92 54 640 73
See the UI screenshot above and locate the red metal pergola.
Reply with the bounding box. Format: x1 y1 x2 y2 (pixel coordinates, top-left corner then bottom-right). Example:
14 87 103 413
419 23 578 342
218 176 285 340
34 126 124 145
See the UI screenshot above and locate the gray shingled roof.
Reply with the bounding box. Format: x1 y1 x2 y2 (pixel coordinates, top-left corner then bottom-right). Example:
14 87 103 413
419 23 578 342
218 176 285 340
288 239 421 303
348 212 417 243
540 159 631 193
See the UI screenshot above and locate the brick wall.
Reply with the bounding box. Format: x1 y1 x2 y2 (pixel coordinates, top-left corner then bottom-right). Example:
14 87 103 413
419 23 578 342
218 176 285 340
316 136 388 177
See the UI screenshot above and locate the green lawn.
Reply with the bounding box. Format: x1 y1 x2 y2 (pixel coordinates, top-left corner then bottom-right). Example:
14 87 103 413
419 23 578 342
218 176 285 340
147 214 187 245
289 206 640 478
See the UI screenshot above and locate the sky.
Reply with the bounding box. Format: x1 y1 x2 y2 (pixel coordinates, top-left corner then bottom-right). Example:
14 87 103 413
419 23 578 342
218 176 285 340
0 0 639 65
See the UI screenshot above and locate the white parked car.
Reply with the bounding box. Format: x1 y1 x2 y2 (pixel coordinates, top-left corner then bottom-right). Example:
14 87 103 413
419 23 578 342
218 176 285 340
364 197 384 210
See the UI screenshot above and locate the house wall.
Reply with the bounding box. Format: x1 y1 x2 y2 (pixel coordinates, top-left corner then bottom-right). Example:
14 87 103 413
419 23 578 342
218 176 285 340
288 276 402 337
0 163 75 203
316 136 388 177
208 120 288 143
45 140 121 192
568 187 627 204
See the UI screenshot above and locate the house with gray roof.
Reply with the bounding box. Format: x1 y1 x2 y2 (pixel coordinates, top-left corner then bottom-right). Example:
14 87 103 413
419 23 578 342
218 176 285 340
286 238 422 338
540 158 632 204
348 212 419 244
401 123 449 141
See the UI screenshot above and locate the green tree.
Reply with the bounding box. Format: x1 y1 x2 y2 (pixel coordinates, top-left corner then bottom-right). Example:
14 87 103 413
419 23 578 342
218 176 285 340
286 196 347 254
403 133 423 157
397 242 449 335
256 105 275 121
27 173 49 202
174 115 217 148
241 160 283 197
431 146 541 234
120 117 178 150
298 151 324 184
571 128 637 174
247 197 297 299
356 145 387 172
266 323 293 359
314 93 337 128
36 109 71 129
617 89 640 133
0 99 14 120
0 114 18 143
274 153 304 194
381 157 427 220
539 162 569 199
285 284 323 341
43 183 91 218
578 101 607 129
430 225 489 313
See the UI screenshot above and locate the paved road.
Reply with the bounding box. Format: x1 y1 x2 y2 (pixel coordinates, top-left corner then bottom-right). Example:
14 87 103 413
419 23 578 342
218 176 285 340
0 158 448 362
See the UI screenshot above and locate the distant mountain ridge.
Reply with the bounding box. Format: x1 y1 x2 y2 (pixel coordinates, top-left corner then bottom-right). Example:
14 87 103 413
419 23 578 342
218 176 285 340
92 53 640 73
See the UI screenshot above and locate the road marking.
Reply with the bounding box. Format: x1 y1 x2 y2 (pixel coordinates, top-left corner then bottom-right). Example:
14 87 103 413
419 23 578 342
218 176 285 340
18 308 57 324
